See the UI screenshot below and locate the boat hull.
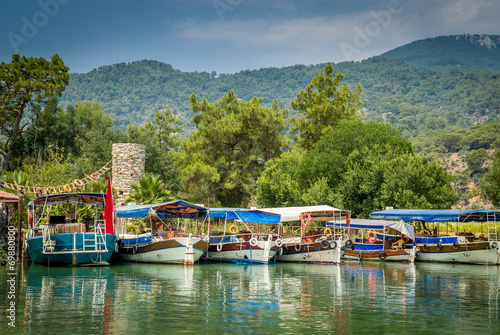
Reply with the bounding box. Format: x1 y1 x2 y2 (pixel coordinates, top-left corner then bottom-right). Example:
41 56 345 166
416 241 500 264
27 233 115 266
276 240 343 263
117 237 208 265
207 241 276 264
342 248 414 262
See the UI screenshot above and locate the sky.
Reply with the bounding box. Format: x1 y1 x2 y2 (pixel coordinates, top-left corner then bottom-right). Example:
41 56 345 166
1 0 499 74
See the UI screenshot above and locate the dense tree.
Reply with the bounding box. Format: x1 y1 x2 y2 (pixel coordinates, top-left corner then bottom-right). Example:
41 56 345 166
126 110 182 194
256 149 344 208
467 148 489 171
0 54 69 171
12 101 126 177
59 57 500 143
382 34 500 72
152 109 182 150
302 119 414 190
291 62 362 150
256 149 304 208
256 119 457 216
480 150 500 207
373 154 457 211
180 90 289 206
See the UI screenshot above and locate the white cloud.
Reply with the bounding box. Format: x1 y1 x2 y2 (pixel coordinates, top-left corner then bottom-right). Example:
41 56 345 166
173 15 372 62
171 0 500 70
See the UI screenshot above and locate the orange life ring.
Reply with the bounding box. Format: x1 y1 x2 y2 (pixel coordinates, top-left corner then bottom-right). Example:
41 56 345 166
401 234 410 243
301 213 312 227
367 230 377 244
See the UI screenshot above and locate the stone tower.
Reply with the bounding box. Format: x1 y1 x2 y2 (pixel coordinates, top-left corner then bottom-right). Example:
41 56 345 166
112 143 146 207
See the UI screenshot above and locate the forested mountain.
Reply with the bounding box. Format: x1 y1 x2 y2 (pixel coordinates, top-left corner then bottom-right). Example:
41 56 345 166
382 34 500 72
60 56 500 139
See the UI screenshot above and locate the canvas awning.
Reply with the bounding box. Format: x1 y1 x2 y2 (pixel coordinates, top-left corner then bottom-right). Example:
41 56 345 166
0 189 21 202
28 193 106 209
261 205 347 222
370 209 500 223
116 200 209 220
327 218 415 241
208 208 240 218
208 208 281 224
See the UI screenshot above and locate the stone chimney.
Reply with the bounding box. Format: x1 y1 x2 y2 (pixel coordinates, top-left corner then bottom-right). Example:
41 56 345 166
112 143 146 207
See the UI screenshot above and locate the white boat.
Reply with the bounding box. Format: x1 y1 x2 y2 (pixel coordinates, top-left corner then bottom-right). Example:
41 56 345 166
370 209 500 265
114 200 209 265
327 218 418 262
261 206 348 264
206 208 282 264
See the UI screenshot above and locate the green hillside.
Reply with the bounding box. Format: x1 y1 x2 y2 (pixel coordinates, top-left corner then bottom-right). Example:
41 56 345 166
382 34 500 72
60 57 500 139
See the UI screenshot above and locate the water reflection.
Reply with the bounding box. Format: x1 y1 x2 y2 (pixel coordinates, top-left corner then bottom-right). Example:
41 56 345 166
1 261 499 334
24 266 115 334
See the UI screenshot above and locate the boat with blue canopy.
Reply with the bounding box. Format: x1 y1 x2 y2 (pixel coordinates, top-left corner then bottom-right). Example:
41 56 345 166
262 206 348 264
26 192 115 266
326 218 418 262
114 200 210 264
206 208 282 264
370 209 500 265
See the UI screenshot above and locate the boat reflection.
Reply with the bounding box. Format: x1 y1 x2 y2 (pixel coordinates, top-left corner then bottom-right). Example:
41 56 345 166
25 265 114 334
14 260 500 334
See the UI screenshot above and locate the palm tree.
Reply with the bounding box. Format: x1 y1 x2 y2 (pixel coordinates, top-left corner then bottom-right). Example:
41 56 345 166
125 174 174 205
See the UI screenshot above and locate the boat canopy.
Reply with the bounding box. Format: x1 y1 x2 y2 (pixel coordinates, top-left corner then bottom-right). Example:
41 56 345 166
208 208 281 224
327 218 416 241
208 208 240 218
370 209 500 223
116 200 208 220
261 205 347 222
28 193 106 209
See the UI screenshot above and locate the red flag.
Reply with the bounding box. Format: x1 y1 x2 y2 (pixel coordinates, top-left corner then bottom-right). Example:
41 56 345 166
104 175 114 235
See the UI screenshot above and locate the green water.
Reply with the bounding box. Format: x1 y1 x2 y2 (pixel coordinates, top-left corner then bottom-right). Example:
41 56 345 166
1 261 499 334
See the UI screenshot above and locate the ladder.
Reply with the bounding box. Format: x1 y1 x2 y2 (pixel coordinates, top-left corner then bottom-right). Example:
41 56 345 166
487 211 498 242
42 227 56 253
488 226 498 242
83 220 108 252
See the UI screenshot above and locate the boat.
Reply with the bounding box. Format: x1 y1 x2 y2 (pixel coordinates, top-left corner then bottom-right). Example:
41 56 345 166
114 200 210 264
26 192 116 266
326 218 418 262
205 208 282 264
370 209 500 265
261 206 348 264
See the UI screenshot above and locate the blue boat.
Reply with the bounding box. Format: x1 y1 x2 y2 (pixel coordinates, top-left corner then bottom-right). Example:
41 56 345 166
114 200 210 264
206 208 282 264
26 192 115 266
370 209 500 265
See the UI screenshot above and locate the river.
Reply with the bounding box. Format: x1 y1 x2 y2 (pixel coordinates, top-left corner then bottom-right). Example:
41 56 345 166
1 261 499 334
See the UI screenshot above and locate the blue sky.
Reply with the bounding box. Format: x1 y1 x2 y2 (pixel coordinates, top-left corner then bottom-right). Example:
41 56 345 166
1 0 498 74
